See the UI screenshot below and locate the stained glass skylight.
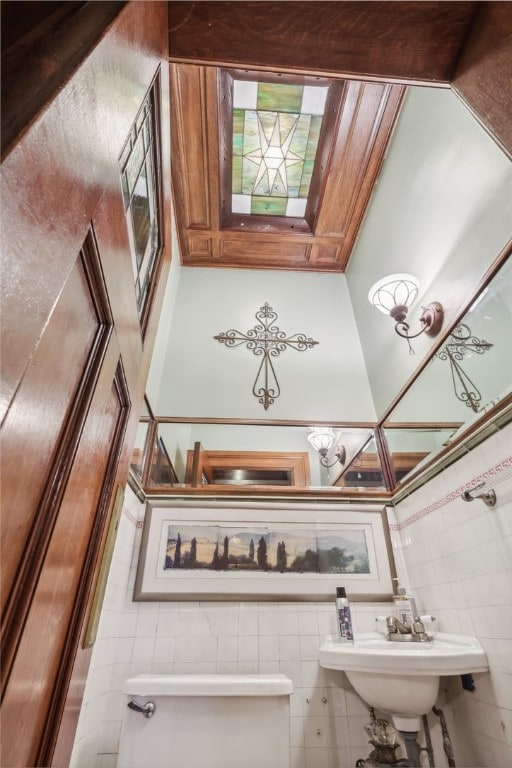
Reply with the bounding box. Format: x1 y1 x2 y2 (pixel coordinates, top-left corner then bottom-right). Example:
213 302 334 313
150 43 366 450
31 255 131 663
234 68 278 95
232 80 328 217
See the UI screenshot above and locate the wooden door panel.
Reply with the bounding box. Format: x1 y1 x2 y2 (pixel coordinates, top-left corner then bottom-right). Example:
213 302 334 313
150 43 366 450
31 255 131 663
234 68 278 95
1 234 113 689
0 249 103 613
0 350 129 768
0 228 131 768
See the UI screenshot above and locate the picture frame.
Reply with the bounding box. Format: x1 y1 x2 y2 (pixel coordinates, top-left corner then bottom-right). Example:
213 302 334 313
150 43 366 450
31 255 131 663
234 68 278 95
134 501 396 602
83 484 125 647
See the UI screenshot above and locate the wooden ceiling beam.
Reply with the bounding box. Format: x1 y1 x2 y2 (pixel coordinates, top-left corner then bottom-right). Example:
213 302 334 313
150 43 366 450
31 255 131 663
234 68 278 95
168 1 478 84
1 1 127 159
452 1 512 159
168 2 512 158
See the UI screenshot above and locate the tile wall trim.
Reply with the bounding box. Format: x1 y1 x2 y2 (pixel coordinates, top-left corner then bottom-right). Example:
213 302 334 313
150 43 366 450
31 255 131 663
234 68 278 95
390 456 512 531
122 505 143 528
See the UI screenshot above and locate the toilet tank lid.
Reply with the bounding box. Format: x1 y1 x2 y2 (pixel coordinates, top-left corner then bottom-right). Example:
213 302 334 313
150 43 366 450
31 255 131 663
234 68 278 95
123 673 293 697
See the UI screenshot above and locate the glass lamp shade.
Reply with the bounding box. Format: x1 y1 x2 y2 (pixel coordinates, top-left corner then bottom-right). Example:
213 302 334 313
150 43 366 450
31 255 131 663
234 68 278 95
368 273 420 316
307 427 335 453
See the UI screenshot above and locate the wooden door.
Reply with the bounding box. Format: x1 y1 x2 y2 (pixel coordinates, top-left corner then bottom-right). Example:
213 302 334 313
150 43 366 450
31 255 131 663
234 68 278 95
0 4 171 763
0 231 130 767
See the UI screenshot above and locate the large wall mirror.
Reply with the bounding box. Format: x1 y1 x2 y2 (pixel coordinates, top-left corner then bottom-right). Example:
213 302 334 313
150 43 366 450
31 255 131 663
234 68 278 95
131 78 511 501
383 253 512 495
386 256 511 426
132 251 511 500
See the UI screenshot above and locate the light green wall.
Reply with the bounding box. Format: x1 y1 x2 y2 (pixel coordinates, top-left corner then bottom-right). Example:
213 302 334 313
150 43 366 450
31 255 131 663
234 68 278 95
153 268 376 422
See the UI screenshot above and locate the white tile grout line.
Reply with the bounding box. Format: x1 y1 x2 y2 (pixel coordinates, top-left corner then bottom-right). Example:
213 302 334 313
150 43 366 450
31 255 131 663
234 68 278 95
390 456 512 530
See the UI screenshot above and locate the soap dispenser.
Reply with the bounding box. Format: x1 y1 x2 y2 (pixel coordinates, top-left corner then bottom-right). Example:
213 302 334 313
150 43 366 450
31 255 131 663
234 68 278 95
335 586 354 642
392 583 418 626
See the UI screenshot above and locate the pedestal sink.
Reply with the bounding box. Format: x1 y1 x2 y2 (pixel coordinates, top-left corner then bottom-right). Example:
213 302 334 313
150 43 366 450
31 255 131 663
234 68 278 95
319 632 488 732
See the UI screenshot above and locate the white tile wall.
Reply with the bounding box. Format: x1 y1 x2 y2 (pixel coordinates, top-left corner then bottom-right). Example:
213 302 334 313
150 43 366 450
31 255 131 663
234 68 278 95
72 422 511 768
71 487 395 768
70 489 141 768
393 422 512 768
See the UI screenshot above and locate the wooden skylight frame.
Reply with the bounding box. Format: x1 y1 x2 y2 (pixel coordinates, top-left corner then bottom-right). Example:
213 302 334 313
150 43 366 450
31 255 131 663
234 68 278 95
170 61 404 272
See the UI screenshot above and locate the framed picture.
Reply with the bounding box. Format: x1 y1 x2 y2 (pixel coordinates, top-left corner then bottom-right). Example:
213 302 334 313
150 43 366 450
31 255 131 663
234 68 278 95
83 485 125 647
134 501 396 601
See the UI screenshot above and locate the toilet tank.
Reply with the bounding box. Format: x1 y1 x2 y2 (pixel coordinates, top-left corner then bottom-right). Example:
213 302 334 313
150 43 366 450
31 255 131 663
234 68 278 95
117 673 294 768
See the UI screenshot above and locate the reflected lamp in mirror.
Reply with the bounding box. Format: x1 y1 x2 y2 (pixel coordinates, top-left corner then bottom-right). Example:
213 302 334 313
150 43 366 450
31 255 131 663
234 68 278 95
368 273 444 353
334 435 386 490
307 427 346 468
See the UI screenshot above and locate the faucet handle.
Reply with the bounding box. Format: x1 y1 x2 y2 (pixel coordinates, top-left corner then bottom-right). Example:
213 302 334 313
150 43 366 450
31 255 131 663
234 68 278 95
386 616 397 632
412 617 432 642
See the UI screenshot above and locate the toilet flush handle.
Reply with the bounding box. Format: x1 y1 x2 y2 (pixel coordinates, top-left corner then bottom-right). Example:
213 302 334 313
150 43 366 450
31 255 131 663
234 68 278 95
127 699 156 718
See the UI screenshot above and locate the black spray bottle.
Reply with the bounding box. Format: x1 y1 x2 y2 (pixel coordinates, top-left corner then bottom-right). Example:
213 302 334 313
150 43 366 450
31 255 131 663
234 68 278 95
335 587 354 642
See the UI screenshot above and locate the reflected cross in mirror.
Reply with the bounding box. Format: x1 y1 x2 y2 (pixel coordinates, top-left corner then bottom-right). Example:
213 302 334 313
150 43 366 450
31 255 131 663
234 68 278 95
214 302 319 410
436 323 493 413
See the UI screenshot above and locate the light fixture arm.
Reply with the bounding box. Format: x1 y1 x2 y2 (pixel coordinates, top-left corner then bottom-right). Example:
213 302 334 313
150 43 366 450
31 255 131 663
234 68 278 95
318 445 346 469
393 302 444 354
394 321 428 341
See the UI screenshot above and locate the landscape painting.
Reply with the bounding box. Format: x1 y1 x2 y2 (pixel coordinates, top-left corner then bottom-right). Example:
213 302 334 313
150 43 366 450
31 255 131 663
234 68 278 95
134 502 395 601
163 524 370 574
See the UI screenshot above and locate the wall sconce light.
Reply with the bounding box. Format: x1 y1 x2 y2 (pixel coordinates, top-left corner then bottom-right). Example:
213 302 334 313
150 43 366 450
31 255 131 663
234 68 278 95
368 273 444 353
307 428 346 469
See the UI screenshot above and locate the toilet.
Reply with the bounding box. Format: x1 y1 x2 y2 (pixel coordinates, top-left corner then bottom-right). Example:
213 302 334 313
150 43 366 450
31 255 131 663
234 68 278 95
117 673 294 768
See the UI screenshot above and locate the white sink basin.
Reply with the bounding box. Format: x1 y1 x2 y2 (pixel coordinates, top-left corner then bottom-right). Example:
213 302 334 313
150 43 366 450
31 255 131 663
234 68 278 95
319 631 489 675
319 632 488 732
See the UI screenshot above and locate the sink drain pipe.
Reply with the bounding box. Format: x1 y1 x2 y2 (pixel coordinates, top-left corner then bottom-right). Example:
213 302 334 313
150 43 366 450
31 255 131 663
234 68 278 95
421 714 435 767
396 717 436 768
432 705 456 767
397 730 422 766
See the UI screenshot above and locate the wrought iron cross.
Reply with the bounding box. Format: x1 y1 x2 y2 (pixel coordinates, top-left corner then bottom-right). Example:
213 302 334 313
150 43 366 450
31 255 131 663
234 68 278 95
214 302 319 410
436 323 493 413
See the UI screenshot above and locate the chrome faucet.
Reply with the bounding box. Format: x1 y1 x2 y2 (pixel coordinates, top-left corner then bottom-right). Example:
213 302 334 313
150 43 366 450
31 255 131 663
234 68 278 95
386 615 431 643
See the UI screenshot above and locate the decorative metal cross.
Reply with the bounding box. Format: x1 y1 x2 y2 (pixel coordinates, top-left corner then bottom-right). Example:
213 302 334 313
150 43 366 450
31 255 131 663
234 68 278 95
214 302 319 410
436 323 493 413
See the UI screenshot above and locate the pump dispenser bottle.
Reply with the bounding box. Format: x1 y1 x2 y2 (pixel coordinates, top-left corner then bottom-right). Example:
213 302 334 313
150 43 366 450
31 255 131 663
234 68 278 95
393 584 418 626
335 587 353 642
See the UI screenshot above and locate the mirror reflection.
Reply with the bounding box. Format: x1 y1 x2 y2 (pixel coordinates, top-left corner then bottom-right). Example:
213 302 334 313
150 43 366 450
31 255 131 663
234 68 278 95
131 81 511 499
144 423 376 490
130 420 150 481
333 434 386 491
133 253 511 497
385 255 512 451
382 425 461 487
